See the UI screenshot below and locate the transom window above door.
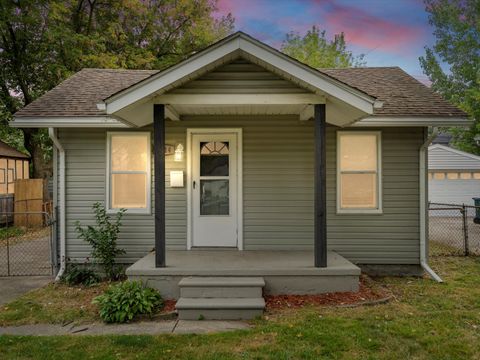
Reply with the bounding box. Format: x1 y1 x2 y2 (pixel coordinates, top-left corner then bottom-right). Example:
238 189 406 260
107 132 151 213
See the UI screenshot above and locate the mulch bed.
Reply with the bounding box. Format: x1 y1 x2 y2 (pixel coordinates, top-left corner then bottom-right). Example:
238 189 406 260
162 299 176 313
265 276 392 312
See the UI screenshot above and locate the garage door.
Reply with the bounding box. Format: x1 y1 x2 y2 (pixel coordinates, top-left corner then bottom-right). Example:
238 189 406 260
429 171 480 206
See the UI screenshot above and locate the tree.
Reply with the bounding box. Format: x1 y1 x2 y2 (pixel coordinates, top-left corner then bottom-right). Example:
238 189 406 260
281 26 365 68
420 0 480 154
0 0 234 179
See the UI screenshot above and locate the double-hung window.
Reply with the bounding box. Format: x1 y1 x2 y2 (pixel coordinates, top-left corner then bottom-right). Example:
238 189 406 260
337 131 382 213
107 132 151 214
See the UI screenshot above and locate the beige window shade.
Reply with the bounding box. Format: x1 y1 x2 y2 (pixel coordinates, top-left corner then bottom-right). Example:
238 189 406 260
338 132 380 211
109 133 150 211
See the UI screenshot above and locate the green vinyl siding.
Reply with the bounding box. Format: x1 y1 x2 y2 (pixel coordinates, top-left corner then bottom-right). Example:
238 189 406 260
58 120 422 265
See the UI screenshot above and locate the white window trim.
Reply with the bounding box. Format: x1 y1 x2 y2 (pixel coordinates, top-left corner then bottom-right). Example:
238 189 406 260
106 132 151 215
336 131 382 214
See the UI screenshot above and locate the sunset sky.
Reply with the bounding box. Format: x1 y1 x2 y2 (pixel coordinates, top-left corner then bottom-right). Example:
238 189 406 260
214 0 435 83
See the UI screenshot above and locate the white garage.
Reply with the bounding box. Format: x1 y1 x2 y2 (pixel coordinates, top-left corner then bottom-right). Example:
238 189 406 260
429 144 480 206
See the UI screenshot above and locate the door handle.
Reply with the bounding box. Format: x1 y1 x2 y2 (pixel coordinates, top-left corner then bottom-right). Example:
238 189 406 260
193 181 196 189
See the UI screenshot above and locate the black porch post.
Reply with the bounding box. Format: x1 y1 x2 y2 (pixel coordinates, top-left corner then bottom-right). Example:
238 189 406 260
154 104 166 267
314 104 327 267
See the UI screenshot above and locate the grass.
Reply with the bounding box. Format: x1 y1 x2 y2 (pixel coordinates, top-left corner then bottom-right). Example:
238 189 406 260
0 257 479 359
0 226 26 241
0 282 109 326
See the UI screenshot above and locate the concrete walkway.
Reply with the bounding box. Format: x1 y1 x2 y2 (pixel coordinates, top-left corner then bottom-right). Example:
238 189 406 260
0 320 250 336
0 276 52 305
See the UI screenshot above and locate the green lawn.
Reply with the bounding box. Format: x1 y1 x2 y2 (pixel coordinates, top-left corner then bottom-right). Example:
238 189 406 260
1 257 479 359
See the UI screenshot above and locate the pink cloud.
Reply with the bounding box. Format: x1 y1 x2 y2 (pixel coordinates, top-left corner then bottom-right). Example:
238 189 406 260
311 0 428 54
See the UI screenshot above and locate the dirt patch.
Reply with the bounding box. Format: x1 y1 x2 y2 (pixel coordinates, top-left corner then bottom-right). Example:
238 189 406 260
265 276 392 312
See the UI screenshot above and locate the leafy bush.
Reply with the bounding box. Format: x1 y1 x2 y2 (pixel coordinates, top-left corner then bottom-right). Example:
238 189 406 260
75 202 126 281
93 281 163 323
61 265 100 286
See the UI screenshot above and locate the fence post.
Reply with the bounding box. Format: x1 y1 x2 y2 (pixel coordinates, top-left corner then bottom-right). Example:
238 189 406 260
462 204 469 256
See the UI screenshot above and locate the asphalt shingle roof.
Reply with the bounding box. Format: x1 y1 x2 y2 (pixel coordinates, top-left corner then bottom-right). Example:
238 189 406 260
318 67 466 117
15 66 467 119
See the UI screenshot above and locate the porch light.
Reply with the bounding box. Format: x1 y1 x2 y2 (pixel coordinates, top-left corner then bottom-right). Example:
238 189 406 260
174 144 184 162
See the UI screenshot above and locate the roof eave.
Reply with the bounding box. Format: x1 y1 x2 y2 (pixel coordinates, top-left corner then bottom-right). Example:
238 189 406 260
352 116 472 127
11 115 130 128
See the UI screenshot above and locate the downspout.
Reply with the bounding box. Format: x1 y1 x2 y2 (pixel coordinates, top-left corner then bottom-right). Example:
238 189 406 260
48 128 66 281
419 128 443 282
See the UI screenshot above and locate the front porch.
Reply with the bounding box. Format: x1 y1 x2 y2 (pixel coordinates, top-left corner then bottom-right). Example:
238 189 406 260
126 250 360 299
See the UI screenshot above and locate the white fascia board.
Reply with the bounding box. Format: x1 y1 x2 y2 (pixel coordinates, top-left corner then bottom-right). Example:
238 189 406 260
237 37 376 114
155 93 325 105
11 116 130 128
104 38 241 114
352 116 472 127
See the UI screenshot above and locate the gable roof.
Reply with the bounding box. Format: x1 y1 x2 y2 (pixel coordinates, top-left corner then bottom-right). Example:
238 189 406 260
429 144 480 170
13 31 468 127
0 140 29 159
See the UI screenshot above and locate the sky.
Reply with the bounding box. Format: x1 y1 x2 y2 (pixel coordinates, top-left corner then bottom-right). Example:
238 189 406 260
214 0 435 83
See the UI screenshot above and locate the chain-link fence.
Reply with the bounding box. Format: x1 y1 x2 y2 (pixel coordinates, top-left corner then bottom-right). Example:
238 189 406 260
0 211 55 276
429 202 480 256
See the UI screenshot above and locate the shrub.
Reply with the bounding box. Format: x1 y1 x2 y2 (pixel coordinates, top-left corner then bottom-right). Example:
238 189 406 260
93 281 163 323
61 265 100 286
75 202 126 281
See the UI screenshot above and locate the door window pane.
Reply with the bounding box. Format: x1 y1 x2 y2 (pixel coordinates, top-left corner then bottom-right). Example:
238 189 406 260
200 180 229 215
447 172 459 180
340 173 377 208
200 142 229 176
433 172 445 180
460 172 472 179
111 173 147 208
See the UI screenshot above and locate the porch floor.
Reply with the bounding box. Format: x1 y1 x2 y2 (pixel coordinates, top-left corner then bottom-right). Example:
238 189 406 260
126 251 361 299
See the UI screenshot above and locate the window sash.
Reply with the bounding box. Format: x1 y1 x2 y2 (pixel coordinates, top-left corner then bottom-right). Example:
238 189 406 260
337 131 381 213
107 132 151 214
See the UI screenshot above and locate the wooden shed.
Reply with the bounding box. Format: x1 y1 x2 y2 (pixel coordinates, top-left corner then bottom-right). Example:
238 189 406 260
0 140 30 195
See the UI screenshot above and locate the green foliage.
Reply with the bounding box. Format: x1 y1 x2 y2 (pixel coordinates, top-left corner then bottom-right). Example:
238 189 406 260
0 227 25 240
420 0 480 154
281 26 365 68
75 202 126 281
0 0 234 176
93 281 163 323
61 265 101 287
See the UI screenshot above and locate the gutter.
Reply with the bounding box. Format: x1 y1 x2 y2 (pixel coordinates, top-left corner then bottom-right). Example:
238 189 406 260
48 128 66 281
419 129 443 282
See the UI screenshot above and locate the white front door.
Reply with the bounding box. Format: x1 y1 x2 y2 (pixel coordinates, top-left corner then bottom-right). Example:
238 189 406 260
190 131 240 247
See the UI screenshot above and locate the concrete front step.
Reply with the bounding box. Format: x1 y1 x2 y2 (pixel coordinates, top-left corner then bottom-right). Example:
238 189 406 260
176 297 265 320
179 277 265 298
